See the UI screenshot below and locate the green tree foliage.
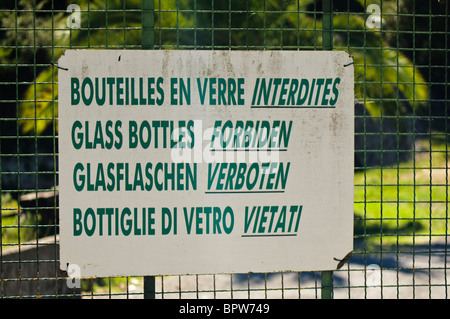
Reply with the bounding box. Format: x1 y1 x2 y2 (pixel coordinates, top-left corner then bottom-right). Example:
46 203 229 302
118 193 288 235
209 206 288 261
18 0 428 135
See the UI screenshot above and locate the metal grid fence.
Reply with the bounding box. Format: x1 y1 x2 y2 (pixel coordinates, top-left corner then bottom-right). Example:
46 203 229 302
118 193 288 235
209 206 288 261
0 0 449 299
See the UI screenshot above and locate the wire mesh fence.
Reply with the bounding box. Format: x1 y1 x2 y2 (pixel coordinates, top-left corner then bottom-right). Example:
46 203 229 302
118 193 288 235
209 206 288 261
0 0 449 299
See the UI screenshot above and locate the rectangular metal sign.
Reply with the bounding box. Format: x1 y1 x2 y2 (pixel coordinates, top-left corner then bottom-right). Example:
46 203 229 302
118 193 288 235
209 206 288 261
58 50 354 277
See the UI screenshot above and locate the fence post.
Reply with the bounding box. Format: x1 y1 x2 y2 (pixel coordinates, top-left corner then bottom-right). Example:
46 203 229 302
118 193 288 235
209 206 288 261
321 0 334 300
142 0 154 50
322 0 333 51
143 275 156 299
142 0 156 299
321 271 334 299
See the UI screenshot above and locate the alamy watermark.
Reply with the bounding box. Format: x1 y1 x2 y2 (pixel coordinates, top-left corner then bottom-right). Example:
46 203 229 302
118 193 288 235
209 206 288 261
66 263 81 289
66 4 81 29
366 4 382 29
169 120 282 165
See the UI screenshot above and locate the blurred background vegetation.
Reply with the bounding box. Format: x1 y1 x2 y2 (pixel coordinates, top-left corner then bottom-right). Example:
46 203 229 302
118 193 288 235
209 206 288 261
2 0 438 136
0 0 449 285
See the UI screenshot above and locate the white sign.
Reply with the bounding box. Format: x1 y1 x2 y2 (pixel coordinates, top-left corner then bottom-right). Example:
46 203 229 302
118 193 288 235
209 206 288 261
58 50 354 277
